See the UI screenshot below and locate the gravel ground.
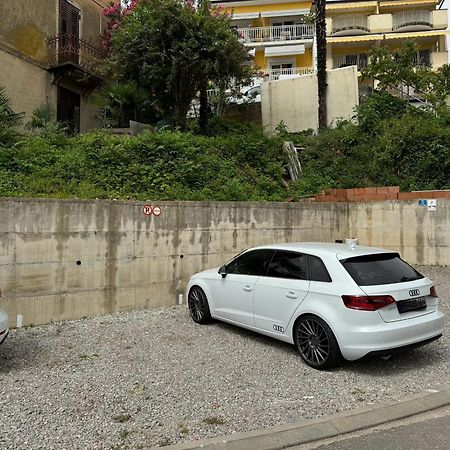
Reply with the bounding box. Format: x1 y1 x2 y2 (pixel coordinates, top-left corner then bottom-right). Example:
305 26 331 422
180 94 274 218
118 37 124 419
0 266 449 449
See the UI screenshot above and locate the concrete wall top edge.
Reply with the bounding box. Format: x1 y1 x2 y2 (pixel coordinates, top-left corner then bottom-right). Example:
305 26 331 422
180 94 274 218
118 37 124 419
0 197 351 209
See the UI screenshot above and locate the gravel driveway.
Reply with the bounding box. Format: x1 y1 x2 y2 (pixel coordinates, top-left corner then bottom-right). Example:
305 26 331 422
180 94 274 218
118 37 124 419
1 266 448 449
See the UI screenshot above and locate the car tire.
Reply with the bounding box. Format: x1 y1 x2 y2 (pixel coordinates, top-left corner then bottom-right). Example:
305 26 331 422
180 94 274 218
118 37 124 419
188 286 212 325
294 314 342 370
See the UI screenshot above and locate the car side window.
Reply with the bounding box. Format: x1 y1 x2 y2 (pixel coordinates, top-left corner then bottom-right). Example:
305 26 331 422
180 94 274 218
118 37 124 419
266 251 307 280
226 249 272 276
308 255 332 282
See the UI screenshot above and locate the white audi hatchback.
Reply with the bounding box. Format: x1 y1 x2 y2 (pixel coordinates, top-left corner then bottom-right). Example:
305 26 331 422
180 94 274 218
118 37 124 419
187 243 445 369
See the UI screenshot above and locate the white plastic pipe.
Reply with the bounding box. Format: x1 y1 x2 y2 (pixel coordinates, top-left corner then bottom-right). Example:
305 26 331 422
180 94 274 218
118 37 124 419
16 314 24 328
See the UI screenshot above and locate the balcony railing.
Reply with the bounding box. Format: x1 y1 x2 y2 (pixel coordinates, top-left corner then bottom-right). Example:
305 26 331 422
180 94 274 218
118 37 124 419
333 54 368 71
268 67 314 81
414 49 431 67
237 24 314 44
48 33 105 75
392 10 432 31
331 14 369 35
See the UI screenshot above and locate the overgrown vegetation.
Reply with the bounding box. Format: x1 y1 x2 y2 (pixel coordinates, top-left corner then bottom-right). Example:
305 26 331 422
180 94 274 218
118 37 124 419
0 87 23 146
105 0 252 130
0 123 294 201
1 55 450 201
362 41 450 109
290 91 450 193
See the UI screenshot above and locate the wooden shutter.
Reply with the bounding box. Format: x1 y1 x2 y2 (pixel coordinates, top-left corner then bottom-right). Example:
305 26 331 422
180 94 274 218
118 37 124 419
59 0 80 63
60 0 80 38
60 0 69 34
70 5 80 39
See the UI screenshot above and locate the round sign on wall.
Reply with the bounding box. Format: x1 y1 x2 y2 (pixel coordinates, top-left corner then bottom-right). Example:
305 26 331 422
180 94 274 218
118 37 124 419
143 205 152 215
153 205 162 216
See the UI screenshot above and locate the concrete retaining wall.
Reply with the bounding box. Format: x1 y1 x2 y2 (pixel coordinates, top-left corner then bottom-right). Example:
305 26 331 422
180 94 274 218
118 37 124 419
1 198 449 327
349 200 450 267
0 198 348 327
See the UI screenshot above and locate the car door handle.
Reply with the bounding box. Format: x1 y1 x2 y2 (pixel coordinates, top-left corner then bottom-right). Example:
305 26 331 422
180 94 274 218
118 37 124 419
243 285 252 292
286 291 298 299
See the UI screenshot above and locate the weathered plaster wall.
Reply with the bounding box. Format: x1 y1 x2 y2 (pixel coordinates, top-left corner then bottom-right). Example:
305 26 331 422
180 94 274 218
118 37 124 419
0 0 56 64
1 198 449 328
0 198 348 327
261 66 359 132
0 0 107 61
0 48 56 124
0 0 107 131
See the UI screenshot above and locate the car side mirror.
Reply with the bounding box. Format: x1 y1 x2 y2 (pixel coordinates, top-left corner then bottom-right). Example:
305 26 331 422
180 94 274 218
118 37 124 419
218 265 227 278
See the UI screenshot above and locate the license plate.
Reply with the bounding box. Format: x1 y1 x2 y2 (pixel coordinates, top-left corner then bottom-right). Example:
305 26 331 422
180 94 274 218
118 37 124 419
397 297 427 314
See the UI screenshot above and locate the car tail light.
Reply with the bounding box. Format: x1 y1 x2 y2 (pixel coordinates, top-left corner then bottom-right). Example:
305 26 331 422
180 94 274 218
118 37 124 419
342 295 395 311
430 286 438 298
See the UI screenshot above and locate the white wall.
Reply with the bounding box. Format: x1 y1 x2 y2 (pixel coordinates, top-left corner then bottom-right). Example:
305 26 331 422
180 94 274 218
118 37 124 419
261 66 359 132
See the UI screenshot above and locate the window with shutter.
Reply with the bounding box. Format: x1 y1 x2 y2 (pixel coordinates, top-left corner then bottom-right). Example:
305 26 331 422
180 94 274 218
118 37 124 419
59 0 80 63
60 0 80 37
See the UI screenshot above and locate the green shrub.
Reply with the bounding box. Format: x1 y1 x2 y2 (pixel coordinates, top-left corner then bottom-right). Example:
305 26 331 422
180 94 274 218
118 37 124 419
0 95 449 201
0 129 291 201
290 101 450 194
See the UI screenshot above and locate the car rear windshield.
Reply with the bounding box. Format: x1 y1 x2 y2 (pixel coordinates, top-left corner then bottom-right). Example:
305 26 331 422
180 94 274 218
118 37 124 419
341 253 424 286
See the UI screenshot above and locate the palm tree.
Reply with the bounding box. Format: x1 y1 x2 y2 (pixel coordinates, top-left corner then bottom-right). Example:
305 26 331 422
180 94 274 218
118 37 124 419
315 0 327 130
0 87 22 128
0 86 22 144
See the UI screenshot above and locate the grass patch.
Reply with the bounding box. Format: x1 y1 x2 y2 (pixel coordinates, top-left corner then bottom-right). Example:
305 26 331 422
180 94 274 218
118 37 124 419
203 416 226 426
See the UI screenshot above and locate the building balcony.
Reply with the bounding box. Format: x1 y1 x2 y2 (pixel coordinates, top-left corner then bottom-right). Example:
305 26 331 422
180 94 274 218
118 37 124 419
327 9 447 37
431 51 448 69
333 54 368 71
331 14 369 36
392 10 432 32
237 24 314 45
266 67 314 81
333 50 435 71
47 33 106 87
414 49 431 67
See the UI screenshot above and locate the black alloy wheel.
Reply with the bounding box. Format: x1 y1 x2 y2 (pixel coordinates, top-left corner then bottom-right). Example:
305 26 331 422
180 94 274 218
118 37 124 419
188 286 212 324
294 314 341 370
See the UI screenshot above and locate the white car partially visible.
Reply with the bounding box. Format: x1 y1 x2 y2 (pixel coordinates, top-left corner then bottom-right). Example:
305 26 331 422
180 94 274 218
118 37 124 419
0 288 9 345
186 242 445 370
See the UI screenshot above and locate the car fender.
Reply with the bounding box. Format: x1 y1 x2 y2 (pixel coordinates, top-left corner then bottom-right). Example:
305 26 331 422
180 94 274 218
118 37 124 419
285 293 346 344
186 278 215 313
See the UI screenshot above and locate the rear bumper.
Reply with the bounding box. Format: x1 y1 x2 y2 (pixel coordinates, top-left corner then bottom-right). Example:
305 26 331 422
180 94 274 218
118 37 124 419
363 334 442 358
336 310 445 361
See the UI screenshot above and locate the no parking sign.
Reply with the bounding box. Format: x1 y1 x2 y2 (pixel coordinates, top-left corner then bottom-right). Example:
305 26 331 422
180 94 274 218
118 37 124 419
143 205 152 215
143 204 162 217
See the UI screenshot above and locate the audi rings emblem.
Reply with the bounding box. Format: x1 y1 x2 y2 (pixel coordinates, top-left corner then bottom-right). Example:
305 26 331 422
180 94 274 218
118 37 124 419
273 324 284 333
409 289 420 297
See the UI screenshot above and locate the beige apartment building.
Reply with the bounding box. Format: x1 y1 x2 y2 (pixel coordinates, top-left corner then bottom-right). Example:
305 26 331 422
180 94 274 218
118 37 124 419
0 0 108 133
326 0 448 72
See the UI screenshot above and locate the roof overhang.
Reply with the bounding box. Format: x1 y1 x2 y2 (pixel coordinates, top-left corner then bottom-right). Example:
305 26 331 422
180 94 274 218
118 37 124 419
383 30 450 39
328 34 384 43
